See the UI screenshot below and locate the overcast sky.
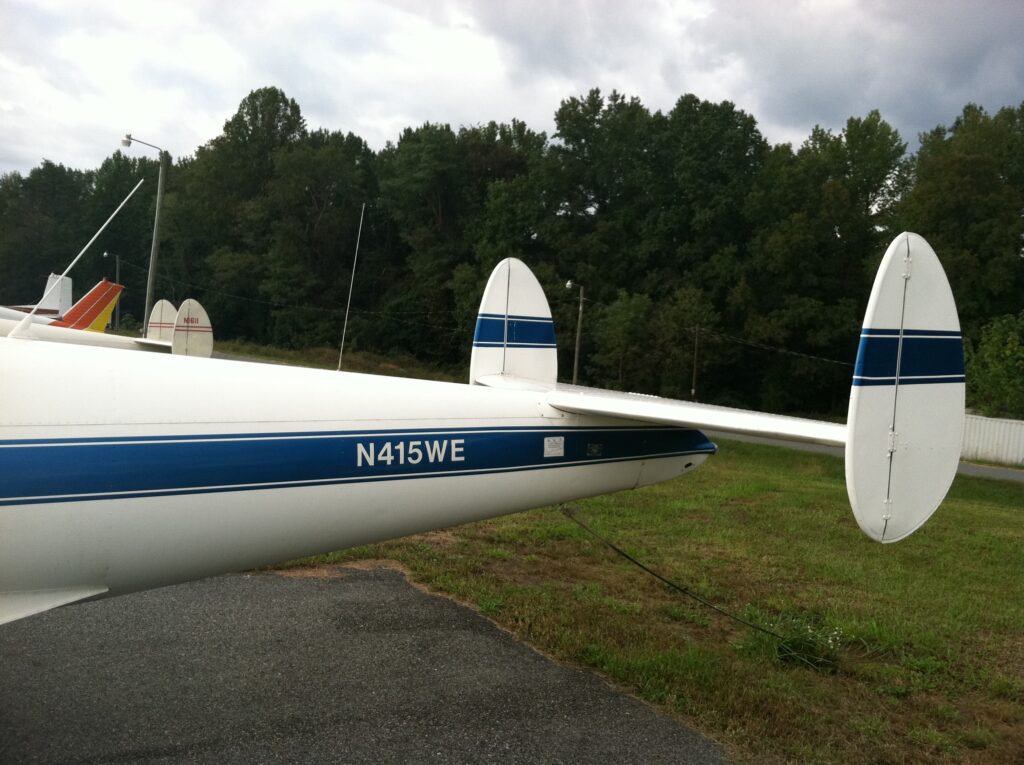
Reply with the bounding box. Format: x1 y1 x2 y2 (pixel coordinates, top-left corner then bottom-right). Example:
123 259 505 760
2 0 1022 175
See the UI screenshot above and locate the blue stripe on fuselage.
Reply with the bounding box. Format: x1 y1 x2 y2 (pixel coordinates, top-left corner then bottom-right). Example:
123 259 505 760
852 330 964 386
473 314 556 348
0 426 714 506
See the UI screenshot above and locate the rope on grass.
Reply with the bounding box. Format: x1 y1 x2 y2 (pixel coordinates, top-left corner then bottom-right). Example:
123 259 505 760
558 505 836 673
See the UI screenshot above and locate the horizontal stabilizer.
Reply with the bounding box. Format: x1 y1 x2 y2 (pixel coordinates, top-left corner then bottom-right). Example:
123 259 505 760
131 338 173 353
474 374 846 446
1 316 141 350
547 385 847 446
0 585 108 625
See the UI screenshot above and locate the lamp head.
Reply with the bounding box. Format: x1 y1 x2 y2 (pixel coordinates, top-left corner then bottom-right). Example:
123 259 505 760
121 134 132 148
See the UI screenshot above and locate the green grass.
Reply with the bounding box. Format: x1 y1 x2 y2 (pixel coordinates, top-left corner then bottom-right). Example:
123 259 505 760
283 439 1024 764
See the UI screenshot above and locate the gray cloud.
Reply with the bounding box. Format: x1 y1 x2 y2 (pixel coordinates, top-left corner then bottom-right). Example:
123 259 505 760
692 0 1024 145
2 0 1022 175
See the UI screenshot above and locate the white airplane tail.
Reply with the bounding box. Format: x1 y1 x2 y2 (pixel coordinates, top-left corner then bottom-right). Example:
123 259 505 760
141 299 214 357
469 258 558 387
846 233 964 542
471 233 965 543
171 298 214 358
40 273 74 316
146 299 177 341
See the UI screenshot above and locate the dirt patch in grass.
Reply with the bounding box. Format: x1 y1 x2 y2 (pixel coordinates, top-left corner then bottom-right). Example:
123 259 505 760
272 563 351 579
272 559 412 578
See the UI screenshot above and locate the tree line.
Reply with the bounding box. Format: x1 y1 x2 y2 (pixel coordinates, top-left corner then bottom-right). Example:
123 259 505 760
1 87 1021 417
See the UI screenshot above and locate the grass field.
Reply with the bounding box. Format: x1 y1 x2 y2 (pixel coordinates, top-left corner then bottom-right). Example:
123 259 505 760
285 439 1024 764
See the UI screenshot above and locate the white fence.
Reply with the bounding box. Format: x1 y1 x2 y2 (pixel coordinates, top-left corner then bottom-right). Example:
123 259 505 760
962 414 1024 467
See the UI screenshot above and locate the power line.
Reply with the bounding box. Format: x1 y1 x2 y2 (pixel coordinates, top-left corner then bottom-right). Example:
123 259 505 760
687 325 855 367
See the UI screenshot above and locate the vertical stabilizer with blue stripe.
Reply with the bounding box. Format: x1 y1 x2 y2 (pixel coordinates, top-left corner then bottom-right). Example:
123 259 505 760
846 233 965 542
470 258 558 386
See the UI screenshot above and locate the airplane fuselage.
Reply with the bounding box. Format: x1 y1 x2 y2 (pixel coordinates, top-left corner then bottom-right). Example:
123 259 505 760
0 338 713 607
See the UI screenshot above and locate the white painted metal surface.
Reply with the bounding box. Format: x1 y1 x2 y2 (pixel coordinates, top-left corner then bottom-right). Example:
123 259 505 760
0 316 144 350
45 274 74 316
0 232 968 626
171 298 214 358
962 414 1024 467
846 233 965 542
145 299 177 341
0 337 711 623
547 385 847 446
469 257 558 386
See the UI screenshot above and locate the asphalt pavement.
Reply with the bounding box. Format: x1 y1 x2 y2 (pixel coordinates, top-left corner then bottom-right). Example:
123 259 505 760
0 566 727 765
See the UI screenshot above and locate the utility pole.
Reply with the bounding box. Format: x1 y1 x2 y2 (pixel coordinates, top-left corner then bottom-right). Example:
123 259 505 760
121 134 168 336
337 203 367 371
691 325 700 401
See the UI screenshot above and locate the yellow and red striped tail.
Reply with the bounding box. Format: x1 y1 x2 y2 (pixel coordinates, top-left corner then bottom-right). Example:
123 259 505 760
54 280 124 332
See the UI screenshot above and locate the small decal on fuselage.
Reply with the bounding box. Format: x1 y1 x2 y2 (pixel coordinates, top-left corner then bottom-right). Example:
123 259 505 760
543 436 565 458
356 439 465 467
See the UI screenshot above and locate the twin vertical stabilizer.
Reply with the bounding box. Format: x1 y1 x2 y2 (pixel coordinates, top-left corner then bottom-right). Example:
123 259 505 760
138 298 214 357
846 233 965 542
471 234 966 544
469 258 558 387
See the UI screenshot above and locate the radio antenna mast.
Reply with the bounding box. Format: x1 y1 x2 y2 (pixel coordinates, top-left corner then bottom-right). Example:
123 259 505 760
337 202 366 371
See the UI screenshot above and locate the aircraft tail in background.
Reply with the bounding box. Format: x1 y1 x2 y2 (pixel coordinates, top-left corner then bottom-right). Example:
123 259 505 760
2 291 213 357
3 274 74 318
36 274 74 316
134 298 215 357
53 279 124 332
2 278 123 331
145 299 177 341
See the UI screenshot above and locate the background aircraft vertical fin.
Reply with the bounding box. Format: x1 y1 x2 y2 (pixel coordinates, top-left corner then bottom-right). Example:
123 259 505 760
54 279 124 331
39 274 74 316
146 300 177 341
171 299 214 357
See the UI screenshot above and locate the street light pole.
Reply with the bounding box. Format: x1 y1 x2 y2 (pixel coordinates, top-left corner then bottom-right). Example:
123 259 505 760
566 280 585 385
122 134 167 335
103 250 121 330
